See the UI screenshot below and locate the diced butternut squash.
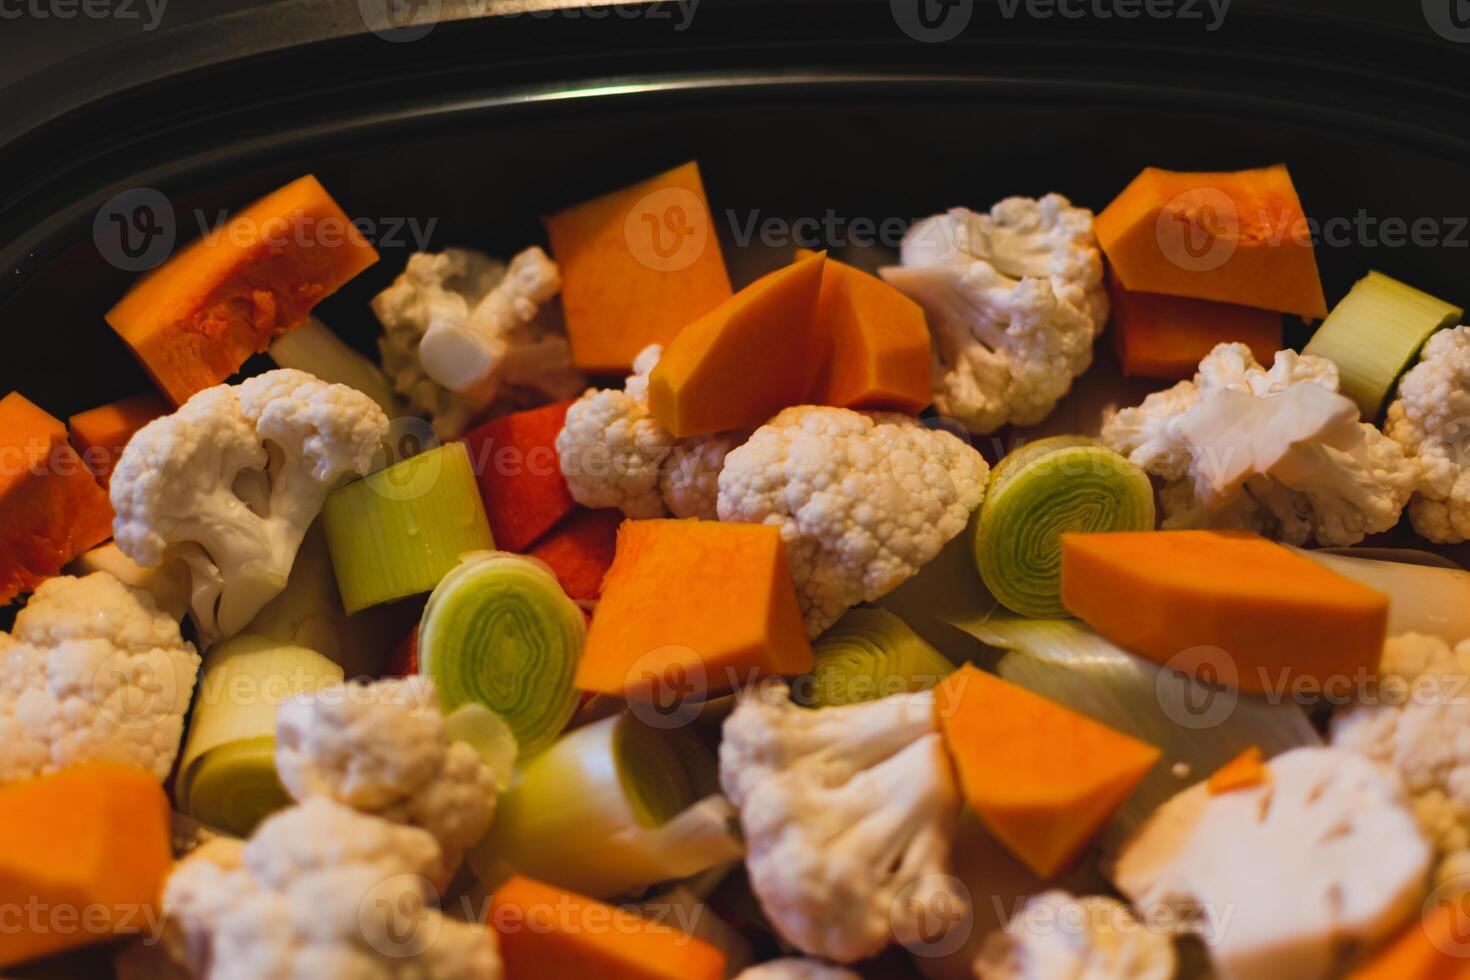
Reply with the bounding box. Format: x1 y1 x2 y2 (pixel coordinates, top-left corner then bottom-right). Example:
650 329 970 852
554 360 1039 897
68 392 169 486
462 400 577 552
935 665 1160 878
1208 746 1267 795
528 508 622 601
0 393 114 604
577 519 813 700
545 162 733 373
1107 268 1282 379
489 875 725 980
0 764 172 967
1096 164 1328 319
106 175 380 405
1060 530 1389 695
804 250 932 412
648 251 828 438
1349 902 1470 979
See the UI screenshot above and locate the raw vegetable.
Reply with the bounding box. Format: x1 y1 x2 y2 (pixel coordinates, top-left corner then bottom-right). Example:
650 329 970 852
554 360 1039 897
526 507 622 600
1106 268 1282 379
69 542 191 621
0 764 172 968
387 624 418 676
1061 530 1389 694
1303 271 1461 420
803 250 932 412
67 391 169 485
1384 324 1470 542
488 874 726 980
176 633 344 835
973 890 1177 980
1295 546 1470 643
417 551 585 757
648 251 828 438
0 392 114 604
1207 746 1266 794
322 440 495 613
973 435 1154 618
267 316 399 414
106 175 380 405
935 664 1160 877
807 607 954 707
545 161 733 373
576 520 813 701
469 713 742 898
1348 903 1469 980
1095 164 1328 318
462 399 577 552
444 702 518 791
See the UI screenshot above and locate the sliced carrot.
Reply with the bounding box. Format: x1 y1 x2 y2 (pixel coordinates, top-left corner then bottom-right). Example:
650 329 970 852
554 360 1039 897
527 508 623 601
1107 268 1283 379
1060 530 1389 695
1349 901 1470 979
106 175 379 405
461 400 577 553
576 519 813 700
0 393 113 604
935 664 1160 878
1208 746 1268 795
489 875 725 980
0 763 172 967
545 162 733 373
68 392 169 486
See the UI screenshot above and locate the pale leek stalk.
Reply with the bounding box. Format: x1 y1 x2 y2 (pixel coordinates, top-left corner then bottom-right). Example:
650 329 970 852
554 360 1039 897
808 607 954 707
269 316 400 415
467 713 743 899
1295 546 1470 643
444 702 519 791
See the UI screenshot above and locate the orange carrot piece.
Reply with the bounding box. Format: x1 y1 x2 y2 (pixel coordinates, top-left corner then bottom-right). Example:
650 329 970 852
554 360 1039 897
1107 268 1283 379
489 875 725 980
1208 746 1268 795
0 393 113 604
106 175 379 405
68 392 169 486
545 162 733 373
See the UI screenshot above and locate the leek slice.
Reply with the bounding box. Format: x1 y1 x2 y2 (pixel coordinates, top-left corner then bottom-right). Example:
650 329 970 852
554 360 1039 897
467 713 743 899
807 607 954 707
1295 546 1470 643
444 702 519 791
177 634 344 835
323 441 496 613
419 551 584 758
269 316 400 415
1301 271 1462 420
974 435 1155 618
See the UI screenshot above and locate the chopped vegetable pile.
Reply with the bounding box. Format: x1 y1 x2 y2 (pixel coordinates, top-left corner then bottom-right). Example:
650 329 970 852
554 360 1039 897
5 160 1470 980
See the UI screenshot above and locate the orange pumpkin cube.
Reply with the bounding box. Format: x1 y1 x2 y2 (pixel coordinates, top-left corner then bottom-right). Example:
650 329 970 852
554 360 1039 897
68 392 169 486
1107 268 1282 379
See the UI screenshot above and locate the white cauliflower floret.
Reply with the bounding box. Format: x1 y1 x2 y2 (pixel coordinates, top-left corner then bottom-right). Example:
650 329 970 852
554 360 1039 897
1385 325 1470 542
972 891 1175 980
720 682 965 963
1113 747 1430 980
111 369 388 641
1332 632 1470 884
275 675 497 885
164 798 501 980
735 960 861 980
374 247 584 439
558 343 745 519
717 406 988 636
0 572 200 783
1102 343 1416 546
879 196 1108 434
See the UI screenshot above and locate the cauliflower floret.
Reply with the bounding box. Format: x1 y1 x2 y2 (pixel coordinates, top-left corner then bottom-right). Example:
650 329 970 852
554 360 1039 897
275 676 497 885
1102 343 1416 546
1113 747 1430 980
720 682 965 963
558 344 746 519
717 406 988 636
164 798 501 980
879 196 1108 434
972 891 1175 980
0 572 201 783
1332 632 1470 884
1385 325 1470 542
374 247 584 439
111 369 389 641
735 960 861 980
